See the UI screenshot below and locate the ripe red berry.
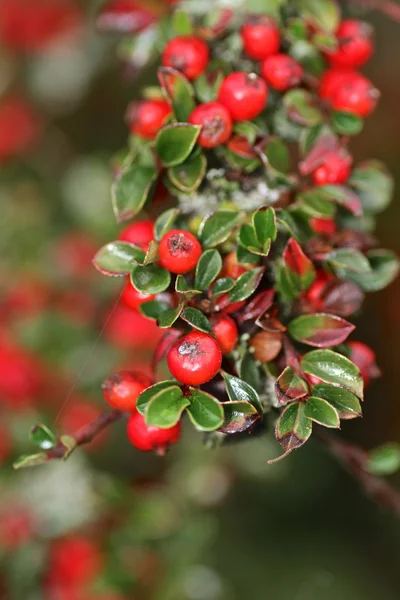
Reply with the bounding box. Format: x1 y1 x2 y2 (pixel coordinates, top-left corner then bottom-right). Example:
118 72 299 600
210 315 238 355
119 219 154 251
241 16 280 60
310 217 337 236
326 19 373 68
261 54 303 91
162 35 209 80
127 410 181 452
347 340 380 387
167 330 222 385
121 279 155 311
319 68 355 101
159 229 202 274
105 304 164 350
127 99 171 139
102 370 152 411
49 536 102 587
218 72 268 122
330 72 379 118
188 102 233 148
312 150 352 185
304 270 332 311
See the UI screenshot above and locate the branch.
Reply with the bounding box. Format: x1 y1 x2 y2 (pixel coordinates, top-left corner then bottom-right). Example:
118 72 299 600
349 0 400 23
317 429 400 518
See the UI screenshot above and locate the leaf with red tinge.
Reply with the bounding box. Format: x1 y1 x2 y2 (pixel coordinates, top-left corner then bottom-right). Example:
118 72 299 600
275 366 309 406
288 313 355 347
97 0 159 33
238 289 275 323
313 279 364 318
317 185 363 217
270 402 312 463
219 401 260 434
283 238 316 290
299 133 338 175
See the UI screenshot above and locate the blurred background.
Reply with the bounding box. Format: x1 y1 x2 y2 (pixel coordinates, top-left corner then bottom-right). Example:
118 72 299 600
0 1 399 599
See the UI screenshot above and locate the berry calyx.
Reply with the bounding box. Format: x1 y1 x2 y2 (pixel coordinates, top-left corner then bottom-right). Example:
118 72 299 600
127 410 181 453
159 229 202 274
118 220 154 251
188 102 233 148
162 35 209 80
218 72 268 122
210 315 238 355
261 54 303 91
312 150 352 185
102 371 152 411
121 279 155 311
126 99 171 139
167 330 222 385
241 15 280 60
326 19 374 68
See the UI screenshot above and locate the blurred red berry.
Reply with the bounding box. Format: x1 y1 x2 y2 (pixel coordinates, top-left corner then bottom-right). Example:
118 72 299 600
188 102 233 148
331 72 379 117
118 220 154 251
102 371 151 411
210 315 238 355
162 36 209 80
105 305 164 350
261 54 303 91
304 270 332 311
347 340 380 386
48 536 102 587
319 68 355 100
0 507 33 549
0 96 41 162
59 400 108 449
2 279 50 317
121 279 155 311
310 217 337 236
56 233 98 279
127 99 171 139
159 229 202 274
312 150 352 185
127 410 181 453
218 72 268 122
326 19 374 68
167 330 222 385
0 341 45 409
241 16 280 60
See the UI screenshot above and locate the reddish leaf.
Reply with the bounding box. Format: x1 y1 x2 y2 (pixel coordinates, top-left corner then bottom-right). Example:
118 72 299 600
269 402 312 463
319 279 364 317
275 367 309 406
238 289 275 323
227 135 258 159
283 238 315 289
318 185 363 217
219 401 260 434
299 134 339 175
289 313 355 347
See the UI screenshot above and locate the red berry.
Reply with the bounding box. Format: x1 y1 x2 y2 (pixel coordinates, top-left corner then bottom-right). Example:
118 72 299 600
49 536 102 587
221 251 255 279
241 16 280 60
188 102 232 148
167 330 222 385
121 279 155 311
127 99 171 139
261 54 303 91
127 410 181 452
162 35 209 80
310 217 337 236
118 219 154 251
159 229 202 274
218 72 268 122
331 72 379 117
347 340 380 387
210 315 238 355
0 95 40 161
319 68 355 100
312 150 352 185
56 233 98 279
105 304 164 350
102 370 151 411
326 19 373 68
304 270 332 311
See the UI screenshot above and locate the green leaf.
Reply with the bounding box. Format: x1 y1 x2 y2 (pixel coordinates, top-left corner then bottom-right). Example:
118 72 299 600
137 380 177 415
311 383 362 419
195 249 222 290
199 210 242 248
253 207 277 244
157 303 184 328
265 138 290 173
155 208 180 242
168 153 207 193
146 386 189 428
219 401 260 434
211 277 236 298
13 453 48 470
30 424 56 450
238 352 261 393
275 366 309 406
112 165 157 223
156 124 201 167
238 224 259 252
140 300 170 320
175 274 201 298
331 111 363 136
341 249 399 292
228 267 264 303
143 240 158 266
93 242 145 276
181 307 212 333
301 349 364 398
221 371 262 415
366 444 400 476
350 160 394 214
288 313 355 347
274 401 312 455
283 89 323 126
315 184 362 217
295 189 336 218
186 388 224 431
297 0 340 33
304 396 340 428
171 10 193 36
277 210 309 244
326 248 372 275
193 69 224 103
131 264 171 294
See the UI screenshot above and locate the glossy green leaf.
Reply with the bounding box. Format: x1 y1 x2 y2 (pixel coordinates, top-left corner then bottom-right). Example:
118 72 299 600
93 242 145 276
131 264 171 294
238 224 259 252
168 153 207 193
155 208 180 242
211 277 236 298
238 352 261 393
139 300 170 320
304 396 340 428
156 124 201 167
221 371 262 415
137 380 177 415
298 0 340 32
295 189 336 218
199 210 242 248
301 349 364 398
326 248 372 275
253 207 277 243
219 401 260 434
30 424 56 450
366 444 400 476
146 386 189 428
181 307 212 333
274 401 312 455
288 313 355 347
312 383 362 419
175 274 201 297
157 303 184 328
275 366 309 406
228 267 264 303
195 249 222 290
112 165 157 223
186 388 224 431
350 160 394 214
316 184 362 217
331 111 363 136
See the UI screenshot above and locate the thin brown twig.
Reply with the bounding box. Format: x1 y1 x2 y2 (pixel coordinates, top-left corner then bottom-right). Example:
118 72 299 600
317 429 400 518
349 0 400 23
